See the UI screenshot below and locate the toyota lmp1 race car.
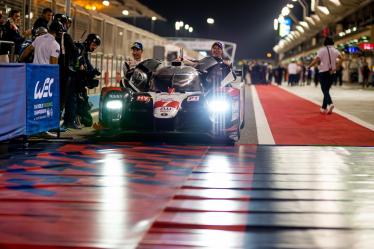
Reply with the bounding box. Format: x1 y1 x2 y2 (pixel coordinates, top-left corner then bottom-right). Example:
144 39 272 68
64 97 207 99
99 56 245 142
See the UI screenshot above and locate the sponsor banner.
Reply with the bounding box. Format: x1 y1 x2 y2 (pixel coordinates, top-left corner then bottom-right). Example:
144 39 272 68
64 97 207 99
26 64 60 135
0 64 26 141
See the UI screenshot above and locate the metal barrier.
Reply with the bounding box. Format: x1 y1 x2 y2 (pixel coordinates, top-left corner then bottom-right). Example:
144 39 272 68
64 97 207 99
89 52 125 94
0 40 15 63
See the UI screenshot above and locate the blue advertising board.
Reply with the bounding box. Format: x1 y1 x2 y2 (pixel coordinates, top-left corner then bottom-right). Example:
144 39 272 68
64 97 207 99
25 64 60 135
0 64 26 141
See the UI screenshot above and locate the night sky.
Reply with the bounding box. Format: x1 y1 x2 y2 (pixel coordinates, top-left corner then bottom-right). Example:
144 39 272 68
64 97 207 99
135 0 303 60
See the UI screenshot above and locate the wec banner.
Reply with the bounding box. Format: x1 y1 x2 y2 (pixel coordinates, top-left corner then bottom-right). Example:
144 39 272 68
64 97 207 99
0 64 26 141
26 64 60 135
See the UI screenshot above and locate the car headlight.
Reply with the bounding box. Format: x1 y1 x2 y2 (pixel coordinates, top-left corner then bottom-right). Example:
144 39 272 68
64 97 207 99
106 100 123 110
208 98 230 113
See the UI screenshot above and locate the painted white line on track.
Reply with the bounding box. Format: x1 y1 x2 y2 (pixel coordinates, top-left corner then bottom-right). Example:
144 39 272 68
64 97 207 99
251 85 275 145
280 85 374 132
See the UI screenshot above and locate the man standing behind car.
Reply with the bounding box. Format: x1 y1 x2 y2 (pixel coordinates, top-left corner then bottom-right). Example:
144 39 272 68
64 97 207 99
19 21 60 64
123 42 144 78
32 8 53 37
2 9 31 61
72 34 102 128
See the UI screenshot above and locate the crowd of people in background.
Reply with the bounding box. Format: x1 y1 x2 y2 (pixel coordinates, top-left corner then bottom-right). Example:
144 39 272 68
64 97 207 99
241 57 373 88
0 8 102 135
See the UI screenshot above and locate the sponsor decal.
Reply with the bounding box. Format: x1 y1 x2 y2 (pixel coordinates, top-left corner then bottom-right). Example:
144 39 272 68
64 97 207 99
137 95 151 102
187 96 199 102
34 78 54 100
109 94 123 99
160 106 173 112
154 101 180 109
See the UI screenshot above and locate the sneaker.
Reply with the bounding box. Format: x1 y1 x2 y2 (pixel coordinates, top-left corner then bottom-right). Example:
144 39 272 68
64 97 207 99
62 121 82 130
37 131 58 139
327 104 334 114
320 108 327 114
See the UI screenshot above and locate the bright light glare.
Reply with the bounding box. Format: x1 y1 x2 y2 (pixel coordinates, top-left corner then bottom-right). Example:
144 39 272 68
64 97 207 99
184 24 189 30
207 18 214 24
274 19 279 30
208 99 229 113
122 10 129 16
189 27 193 32
281 6 290 16
151 16 157 21
318 6 330 15
300 21 309 29
106 100 123 110
102 0 110 6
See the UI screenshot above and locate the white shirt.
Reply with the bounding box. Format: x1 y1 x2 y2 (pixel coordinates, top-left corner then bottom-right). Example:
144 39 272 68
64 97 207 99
288 62 298 75
317 45 340 73
32 33 60 64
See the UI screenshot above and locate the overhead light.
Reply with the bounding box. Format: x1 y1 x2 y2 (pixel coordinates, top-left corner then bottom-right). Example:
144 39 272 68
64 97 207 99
329 0 341 6
207 18 214 24
299 21 309 29
122 10 129 16
346 28 351 34
189 27 193 32
179 21 184 26
102 0 110 7
287 4 294 8
274 19 279 30
296 25 304 33
281 6 290 16
151 16 157 21
339 32 345 37
352 27 357 31
184 24 189 30
305 17 316 26
92 6 96 10
317 6 330 15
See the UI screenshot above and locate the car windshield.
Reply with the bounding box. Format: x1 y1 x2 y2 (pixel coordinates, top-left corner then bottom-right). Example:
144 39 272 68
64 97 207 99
151 67 202 92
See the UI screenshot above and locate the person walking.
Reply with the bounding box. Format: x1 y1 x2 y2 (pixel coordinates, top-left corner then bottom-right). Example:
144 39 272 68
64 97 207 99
308 37 342 114
287 60 298 86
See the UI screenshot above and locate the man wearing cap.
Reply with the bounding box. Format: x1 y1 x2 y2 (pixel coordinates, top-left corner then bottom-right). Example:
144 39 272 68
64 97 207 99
182 41 230 67
122 42 144 81
128 42 144 68
211 41 224 59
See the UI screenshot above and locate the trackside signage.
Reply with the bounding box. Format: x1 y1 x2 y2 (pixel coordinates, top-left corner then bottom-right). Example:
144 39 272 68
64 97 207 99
26 64 60 135
0 64 26 141
34 78 54 99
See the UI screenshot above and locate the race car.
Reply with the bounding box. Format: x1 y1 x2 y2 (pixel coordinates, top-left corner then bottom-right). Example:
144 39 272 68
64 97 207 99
99 57 245 142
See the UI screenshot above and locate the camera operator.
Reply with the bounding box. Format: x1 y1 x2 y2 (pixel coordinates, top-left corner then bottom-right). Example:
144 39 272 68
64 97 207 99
53 14 79 129
73 33 101 127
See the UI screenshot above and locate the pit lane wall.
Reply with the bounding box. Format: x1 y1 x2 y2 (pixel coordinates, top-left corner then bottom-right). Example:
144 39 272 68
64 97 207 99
0 64 60 141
